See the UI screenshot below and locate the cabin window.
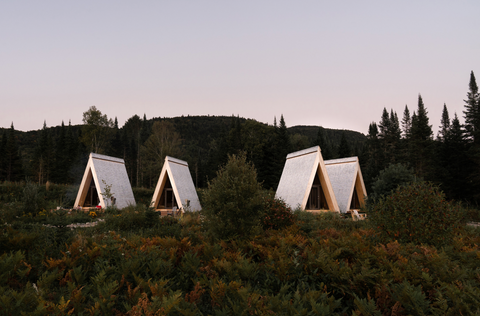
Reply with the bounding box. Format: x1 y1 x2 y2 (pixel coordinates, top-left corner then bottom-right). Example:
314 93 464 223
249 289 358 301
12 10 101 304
84 177 99 207
306 176 328 210
157 177 178 209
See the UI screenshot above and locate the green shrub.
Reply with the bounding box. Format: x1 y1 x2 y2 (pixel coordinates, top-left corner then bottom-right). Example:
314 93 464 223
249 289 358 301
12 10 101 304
202 153 263 240
0 181 24 203
21 181 45 216
369 163 416 203
261 197 294 230
368 181 464 247
103 204 158 231
293 210 364 235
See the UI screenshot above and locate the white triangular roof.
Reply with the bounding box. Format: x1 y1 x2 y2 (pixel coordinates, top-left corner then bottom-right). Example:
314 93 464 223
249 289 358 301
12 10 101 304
275 146 339 212
74 153 136 209
151 156 202 211
324 157 367 213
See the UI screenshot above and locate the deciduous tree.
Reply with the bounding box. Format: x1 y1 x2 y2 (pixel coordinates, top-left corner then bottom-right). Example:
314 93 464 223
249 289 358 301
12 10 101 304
81 106 113 154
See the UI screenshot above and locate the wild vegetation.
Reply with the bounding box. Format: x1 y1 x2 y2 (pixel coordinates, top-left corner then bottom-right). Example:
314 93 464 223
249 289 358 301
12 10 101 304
1 71 480 313
1 151 480 314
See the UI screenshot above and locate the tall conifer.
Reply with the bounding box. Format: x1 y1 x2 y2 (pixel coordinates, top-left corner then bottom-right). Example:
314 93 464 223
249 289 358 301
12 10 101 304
401 105 411 139
438 104 450 142
315 127 332 160
5 123 23 182
337 132 351 158
0 130 6 181
463 71 480 144
410 95 433 178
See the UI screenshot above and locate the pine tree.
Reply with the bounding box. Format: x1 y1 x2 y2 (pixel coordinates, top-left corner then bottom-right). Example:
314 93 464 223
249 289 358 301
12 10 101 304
53 121 68 183
227 115 243 155
5 123 23 182
462 71 480 202
378 108 391 140
109 117 123 158
364 122 382 192
378 108 401 165
463 71 480 144
315 127 332 160
0 130 6 181
401 105 411 139
337 132 351 158
277 114 290 156
34 121 54 184
410 95 433 179
438 104 450 142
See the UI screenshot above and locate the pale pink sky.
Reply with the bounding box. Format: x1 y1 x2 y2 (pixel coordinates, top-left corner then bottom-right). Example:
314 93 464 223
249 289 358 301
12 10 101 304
1 1 479 135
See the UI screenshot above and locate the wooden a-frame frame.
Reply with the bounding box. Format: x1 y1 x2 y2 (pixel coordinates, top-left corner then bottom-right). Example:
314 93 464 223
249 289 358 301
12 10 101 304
324 157 367 213
151 156 201 214
74 153 136 209
275 146 340 213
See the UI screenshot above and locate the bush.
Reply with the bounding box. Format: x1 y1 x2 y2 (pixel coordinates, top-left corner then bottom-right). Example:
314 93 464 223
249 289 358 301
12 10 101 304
202 153 263 240
102 204 159 232
369 163 416 203
22 181 46 216
261 196 294 230
368 181 464 247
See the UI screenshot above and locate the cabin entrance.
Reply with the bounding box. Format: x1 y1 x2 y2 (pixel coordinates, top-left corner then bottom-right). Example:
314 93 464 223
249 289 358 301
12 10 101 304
156 177 178 210
306 176 328 210
83 177 99 207
350 189 361 210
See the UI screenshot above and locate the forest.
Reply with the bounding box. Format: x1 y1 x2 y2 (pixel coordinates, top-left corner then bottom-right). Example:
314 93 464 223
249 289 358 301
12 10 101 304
2 71 480 204
0 108 365 193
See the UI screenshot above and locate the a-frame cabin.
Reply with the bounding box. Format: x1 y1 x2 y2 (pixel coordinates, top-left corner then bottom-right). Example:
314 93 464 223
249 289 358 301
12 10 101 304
74 153 136 209
151 156 201 215
275 146 340 213
324 157 367 213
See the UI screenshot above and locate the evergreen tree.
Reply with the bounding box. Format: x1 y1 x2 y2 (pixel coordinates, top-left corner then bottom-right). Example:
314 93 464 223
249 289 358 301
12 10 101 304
435 111 472 201
53 121 68 183
463 71 480 144
227 115 243 155
438 104 450 142
401 105 411 139
378 108 391 140
337 131 351 158
364 122 382 192
273 114 291 179
123 114 143 186
316 127 332 160
109 117 123 158
462 71 480 202
5 123 23 182
0 130 6 181
378 108 401 165
276 114 291 157
34 121 53 184
410 95 433 179
446 113 470 200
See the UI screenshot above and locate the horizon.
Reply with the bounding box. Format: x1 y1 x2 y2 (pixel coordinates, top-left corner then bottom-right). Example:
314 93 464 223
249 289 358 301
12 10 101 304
2 114 367 135
1 1 479 135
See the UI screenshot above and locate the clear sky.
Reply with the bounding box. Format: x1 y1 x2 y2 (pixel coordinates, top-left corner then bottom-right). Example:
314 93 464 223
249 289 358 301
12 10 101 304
1 1 479 135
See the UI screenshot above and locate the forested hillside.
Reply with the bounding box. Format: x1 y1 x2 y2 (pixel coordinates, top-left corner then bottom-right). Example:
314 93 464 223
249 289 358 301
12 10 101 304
2 70 480 204
0 114 365 191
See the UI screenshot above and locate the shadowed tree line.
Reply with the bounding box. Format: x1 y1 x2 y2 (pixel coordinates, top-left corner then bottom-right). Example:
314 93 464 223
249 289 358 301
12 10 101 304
2 71 479 204
0 111 364 191
362 70 480 204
